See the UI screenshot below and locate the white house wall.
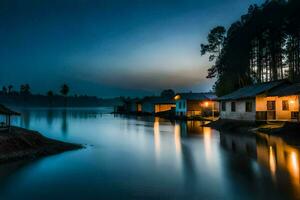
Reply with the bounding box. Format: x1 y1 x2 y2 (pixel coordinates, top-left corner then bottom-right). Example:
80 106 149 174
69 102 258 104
220 100 256 121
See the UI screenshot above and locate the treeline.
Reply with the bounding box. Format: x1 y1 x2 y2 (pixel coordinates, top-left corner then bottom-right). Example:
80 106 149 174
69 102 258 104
0 84 122 107
201 0 300 96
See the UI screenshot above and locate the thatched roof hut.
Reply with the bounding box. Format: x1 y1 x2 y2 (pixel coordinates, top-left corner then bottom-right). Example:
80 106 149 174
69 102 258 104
0 104 20 116
0 104 20 129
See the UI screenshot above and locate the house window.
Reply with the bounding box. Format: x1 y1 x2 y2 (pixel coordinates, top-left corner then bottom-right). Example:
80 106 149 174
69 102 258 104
267 101 276 111
291 112 299 120
179 102 182 109
282 100 289 111
231 102 236 112
245 101 253 112
221 102 226 111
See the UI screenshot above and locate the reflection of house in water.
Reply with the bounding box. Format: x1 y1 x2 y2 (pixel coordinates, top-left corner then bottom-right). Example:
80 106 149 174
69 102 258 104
256 133 300 192
220 132 257 158
221 130 300 198
178 121 208 137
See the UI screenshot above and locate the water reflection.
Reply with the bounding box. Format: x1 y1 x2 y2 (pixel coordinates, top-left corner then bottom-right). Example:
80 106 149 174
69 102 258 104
257 132 300 195
221 131 300 198
203 127 212 161
3 108 300 199
174 124 182 155
61 109 68 136
46 109 54 126
20 109 31 129
14 107 110 137
153 117 161 159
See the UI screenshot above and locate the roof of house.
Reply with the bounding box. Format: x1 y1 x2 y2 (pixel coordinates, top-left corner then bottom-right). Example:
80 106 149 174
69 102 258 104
268 83 300 96
217 80 288 101
0 104 20 116
128 98 142 104
175 92 217 101
141 96 175 104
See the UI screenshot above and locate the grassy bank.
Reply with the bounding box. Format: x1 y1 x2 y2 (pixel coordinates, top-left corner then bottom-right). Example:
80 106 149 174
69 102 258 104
0 127 82 164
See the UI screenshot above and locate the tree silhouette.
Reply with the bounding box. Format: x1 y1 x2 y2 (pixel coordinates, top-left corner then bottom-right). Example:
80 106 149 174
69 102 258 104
60 84 70 107
201 0 300 96
2 86 7 94
20 84 31 95
160 89 175 98
201 26 226 79
47 90 54 106
60 84 69 96
8 85 13 94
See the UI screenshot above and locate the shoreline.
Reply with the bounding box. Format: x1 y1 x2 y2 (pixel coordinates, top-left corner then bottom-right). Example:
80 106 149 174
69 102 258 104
0 126 82 164
112 111 214 122
206 119 300 146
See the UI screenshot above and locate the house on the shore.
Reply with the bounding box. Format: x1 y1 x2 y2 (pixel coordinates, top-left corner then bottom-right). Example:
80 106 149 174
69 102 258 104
260 83 300 121
127 98 142 113
141 97 176 114
174 92 218 117
115 98 142 113
218 80 300 121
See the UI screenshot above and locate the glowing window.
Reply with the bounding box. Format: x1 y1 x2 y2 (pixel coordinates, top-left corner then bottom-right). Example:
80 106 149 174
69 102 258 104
282 100 289 111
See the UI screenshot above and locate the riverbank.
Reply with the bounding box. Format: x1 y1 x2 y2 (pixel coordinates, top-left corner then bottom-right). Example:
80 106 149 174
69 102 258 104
0 126 82 164
205 119 258 134
207 119 300 141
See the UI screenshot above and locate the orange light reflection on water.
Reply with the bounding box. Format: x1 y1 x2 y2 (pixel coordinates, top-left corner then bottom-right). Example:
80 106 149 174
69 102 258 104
153 117 160 157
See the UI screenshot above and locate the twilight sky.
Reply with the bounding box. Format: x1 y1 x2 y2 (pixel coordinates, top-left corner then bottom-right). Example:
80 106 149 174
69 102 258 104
0 0 264 97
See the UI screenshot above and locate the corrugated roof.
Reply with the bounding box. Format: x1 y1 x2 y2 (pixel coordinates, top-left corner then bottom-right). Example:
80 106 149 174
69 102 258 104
0 104 20 116
218 80 288 101
268 83 300 96
176 92 217 101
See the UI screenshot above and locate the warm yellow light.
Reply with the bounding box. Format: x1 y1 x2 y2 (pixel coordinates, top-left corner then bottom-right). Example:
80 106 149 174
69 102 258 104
174 124 181 154
291 152 299 174
204 101 209 107
203 127 212 161
174 95 181 100
154 117 161 158
269 146 276 175
290 100 295 105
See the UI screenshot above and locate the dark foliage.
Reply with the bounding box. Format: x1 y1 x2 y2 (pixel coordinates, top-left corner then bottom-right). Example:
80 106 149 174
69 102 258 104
201 0 300 96
0 84 123 107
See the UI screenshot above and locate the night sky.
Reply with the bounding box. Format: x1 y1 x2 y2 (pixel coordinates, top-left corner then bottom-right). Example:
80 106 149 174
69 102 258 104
0 0 264 97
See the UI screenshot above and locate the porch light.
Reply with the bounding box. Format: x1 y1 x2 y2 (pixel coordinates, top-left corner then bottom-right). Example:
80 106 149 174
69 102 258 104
174 95 181 100
204 101 209 107
290 100 295 105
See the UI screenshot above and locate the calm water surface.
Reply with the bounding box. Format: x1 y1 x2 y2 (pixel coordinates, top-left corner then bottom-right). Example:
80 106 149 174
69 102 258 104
0 107 299 200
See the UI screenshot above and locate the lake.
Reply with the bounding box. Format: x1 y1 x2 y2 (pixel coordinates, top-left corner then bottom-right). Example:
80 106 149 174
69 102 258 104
0 107 299 200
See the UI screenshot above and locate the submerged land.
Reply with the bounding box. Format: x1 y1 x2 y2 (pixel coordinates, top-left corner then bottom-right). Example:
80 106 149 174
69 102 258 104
0 127 82 164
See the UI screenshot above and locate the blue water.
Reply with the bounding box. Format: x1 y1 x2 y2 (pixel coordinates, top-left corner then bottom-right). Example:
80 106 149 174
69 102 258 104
0 107 298 200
